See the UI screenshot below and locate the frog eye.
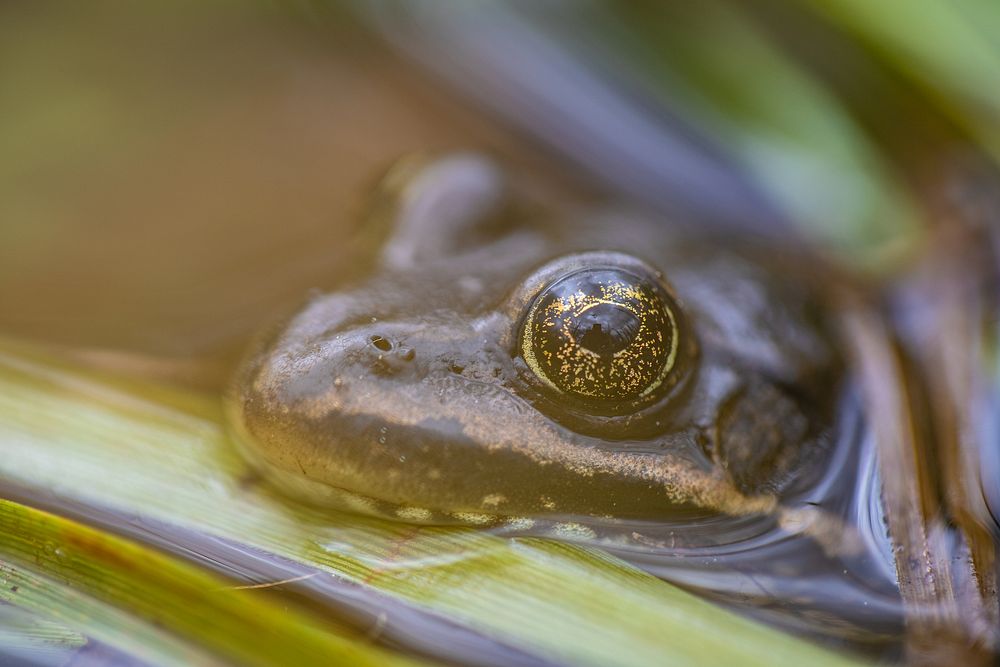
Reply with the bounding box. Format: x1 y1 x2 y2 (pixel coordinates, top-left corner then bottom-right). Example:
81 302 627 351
520 266 685 410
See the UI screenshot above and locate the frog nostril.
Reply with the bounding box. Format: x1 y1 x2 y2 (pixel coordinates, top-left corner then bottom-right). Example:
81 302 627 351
399 347 416 362
369 335 393 352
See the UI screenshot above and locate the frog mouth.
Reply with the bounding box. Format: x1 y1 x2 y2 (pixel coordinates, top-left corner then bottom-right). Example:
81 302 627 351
231 405 782 550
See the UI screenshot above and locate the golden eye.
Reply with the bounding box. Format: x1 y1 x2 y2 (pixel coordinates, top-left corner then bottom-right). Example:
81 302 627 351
520 267 683 408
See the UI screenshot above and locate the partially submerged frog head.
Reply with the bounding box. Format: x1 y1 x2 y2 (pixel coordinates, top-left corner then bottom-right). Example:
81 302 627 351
228 153 837 525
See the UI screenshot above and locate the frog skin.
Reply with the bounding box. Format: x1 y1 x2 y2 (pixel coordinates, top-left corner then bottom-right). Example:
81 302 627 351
227 152 837 528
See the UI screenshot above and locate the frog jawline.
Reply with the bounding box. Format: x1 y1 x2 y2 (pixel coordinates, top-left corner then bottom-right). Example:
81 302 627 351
226 406 499 526
228 413 782 545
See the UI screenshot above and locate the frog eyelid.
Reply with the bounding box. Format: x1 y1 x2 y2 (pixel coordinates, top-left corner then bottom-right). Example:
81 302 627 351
374 152 509 271
499 251 676 350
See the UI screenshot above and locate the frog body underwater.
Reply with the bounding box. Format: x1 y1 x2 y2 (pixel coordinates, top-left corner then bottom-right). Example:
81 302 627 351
228 153 837 527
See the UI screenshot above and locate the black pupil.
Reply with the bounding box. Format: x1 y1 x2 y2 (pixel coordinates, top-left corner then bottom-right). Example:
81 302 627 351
572 304 640 357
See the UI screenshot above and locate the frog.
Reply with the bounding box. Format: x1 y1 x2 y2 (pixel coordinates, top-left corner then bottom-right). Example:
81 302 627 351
226 152 838 531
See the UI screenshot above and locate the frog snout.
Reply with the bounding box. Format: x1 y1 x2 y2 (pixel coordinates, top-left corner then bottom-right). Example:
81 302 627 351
356 332 418 377
332 320 511 388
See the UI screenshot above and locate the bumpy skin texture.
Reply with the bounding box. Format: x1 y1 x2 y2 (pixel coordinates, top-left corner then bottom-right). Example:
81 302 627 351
229 154 837 523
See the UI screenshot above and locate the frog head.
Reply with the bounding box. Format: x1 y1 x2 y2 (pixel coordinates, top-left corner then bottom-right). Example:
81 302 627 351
228 154 837 524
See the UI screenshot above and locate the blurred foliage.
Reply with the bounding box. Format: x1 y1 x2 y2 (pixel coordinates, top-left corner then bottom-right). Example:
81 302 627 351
606 1 921 265
806 0 1000 159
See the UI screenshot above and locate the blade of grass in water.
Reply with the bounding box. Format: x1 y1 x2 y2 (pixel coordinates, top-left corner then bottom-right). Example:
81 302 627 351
0 603 88 666
0 498 430 667
0 339 867 667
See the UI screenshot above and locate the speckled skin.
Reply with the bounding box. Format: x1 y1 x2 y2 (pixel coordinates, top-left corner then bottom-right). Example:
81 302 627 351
227 153 837 525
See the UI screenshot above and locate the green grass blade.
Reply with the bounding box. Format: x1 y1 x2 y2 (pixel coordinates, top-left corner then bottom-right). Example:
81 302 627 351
0 498 429 667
